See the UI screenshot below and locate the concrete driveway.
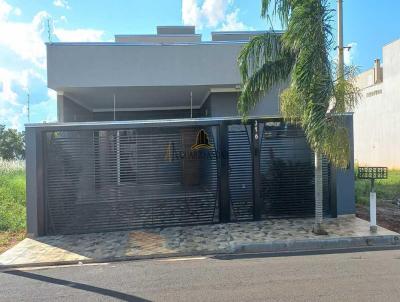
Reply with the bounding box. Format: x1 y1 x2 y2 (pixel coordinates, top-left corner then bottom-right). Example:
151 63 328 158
0 216 399 268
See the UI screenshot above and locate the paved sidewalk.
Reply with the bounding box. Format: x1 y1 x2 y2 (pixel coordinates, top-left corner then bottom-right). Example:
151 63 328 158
1 217 399 268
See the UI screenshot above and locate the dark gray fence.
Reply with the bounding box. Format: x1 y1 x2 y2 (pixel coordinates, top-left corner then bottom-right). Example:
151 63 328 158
26 117 337 236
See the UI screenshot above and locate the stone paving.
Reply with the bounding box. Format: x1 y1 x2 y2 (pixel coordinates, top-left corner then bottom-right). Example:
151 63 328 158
0 216 399 268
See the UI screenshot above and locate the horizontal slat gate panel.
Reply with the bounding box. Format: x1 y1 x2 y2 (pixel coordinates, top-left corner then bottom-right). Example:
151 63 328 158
260 123 330 218
228 125 253 221
44 127 219 235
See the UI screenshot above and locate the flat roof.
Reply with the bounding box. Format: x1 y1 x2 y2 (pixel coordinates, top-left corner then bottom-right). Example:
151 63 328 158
45 40 249 47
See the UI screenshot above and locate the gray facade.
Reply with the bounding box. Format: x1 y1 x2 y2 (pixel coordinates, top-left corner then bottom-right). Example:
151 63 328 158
26 116 355 237
47 26 284 121
24 26 356 237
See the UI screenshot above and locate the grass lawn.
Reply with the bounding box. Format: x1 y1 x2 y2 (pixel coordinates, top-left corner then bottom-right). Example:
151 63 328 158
0 160 26 253
355 169 400 204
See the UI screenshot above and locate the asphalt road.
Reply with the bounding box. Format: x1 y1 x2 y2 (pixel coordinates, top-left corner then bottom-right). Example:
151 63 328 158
1 250 400 302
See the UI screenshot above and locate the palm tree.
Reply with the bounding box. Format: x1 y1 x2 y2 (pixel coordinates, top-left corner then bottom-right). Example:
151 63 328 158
238 0 359 234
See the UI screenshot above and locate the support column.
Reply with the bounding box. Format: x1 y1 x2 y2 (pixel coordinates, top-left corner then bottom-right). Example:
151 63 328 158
252 121 262 220
329 165 338 217
370 179 377 233
219 122 230 222
26 127 46 237
57 91 65 122
335 114 356 215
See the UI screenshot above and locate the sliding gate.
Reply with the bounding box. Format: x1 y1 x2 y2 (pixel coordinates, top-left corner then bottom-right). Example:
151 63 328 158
44 125 220 235
26 118 333 236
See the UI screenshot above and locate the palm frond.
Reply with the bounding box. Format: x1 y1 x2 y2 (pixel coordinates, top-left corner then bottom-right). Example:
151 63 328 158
279 86 304 124
239 0 360 168
238 33 295 118
331 64 361 113
238 56 294 117
239 32 289 82
261 0 292 26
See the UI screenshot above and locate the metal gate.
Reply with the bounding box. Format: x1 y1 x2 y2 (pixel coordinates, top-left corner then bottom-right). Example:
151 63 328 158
228 124 254 221
259 122 330 218
25 117 337 236
44 126 219 235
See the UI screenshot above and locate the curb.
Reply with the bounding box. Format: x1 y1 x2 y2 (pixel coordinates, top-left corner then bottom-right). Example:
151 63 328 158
231 235 400 253
1 235 400 271
0 249 232 271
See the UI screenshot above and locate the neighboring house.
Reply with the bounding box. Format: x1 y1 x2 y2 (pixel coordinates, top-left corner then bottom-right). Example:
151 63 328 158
25 26 355 237
354 39 400 169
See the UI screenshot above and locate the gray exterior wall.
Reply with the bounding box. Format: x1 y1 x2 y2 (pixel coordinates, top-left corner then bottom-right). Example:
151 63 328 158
211 31 283 42
47 42 245 89
58 94 93 122
90 88 282 122
334 114 355 216
93 109 201 121
202 89 282 118
115 34 201 43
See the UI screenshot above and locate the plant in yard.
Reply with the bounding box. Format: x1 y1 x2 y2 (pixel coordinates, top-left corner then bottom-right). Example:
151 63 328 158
238 0 360 234
0 125 25 160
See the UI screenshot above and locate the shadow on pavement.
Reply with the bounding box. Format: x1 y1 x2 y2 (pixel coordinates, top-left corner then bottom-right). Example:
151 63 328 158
3 270 151 302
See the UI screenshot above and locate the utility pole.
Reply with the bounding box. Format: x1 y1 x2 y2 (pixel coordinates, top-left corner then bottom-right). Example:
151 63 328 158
337 0 344 79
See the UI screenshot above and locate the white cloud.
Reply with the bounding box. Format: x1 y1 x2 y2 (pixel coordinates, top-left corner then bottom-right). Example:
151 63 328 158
220 8 249 31
30 91 57 123
344 42 357 65
0 8 49 68
0 69 19 106
0 67 50 129
13 7 21 16
0 68 57 129
202 0 231 27
53 0 70 9
60 15 67 23
0 0 103 129
182 0 202 27
0 69 26 129
54 28 104 42
182 0 248 30
0 0 12 20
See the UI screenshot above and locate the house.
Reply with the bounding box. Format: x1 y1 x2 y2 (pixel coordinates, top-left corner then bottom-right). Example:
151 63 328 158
25 26 355 237
353 39 400 169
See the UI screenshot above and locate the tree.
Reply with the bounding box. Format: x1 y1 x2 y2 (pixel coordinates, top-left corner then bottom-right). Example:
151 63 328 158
238 0 359 234
0 125 25 160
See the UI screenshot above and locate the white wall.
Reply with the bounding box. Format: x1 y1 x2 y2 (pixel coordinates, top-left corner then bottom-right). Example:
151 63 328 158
353 39 400 169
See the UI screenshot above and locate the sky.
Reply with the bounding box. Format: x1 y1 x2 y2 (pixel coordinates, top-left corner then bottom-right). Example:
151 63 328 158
0 0 399 130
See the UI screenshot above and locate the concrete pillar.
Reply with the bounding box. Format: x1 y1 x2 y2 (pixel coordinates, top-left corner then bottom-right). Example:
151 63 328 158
56 92 93 122
26 127 46 237
57 91 65 122
335 114 356 215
